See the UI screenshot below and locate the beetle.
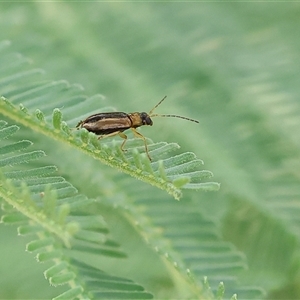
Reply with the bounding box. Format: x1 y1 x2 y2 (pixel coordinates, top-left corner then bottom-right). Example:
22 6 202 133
76 96 199 160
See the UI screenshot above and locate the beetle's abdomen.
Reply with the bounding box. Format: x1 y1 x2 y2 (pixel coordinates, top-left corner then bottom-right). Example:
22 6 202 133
79 112 132 135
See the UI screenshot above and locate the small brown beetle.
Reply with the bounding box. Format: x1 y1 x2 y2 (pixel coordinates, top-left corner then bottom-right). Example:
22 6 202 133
76 96 199 160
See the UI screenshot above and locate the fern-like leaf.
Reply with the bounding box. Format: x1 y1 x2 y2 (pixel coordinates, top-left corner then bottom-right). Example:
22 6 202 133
0 41 219 199
107 177 265 299
0 120 153 299
0 95 219 199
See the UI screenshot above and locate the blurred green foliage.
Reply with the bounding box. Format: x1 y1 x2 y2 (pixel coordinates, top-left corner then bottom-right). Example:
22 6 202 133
1 2 300 299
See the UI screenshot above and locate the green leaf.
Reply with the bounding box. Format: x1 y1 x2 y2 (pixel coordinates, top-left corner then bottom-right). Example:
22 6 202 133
0 95 217 200
0 121 151 299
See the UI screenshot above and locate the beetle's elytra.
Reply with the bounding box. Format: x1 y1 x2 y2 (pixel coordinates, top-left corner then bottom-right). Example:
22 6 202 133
76 96 199 161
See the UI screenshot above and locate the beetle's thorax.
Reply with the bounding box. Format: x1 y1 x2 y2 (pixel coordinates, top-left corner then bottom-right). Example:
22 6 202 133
128 112 153 128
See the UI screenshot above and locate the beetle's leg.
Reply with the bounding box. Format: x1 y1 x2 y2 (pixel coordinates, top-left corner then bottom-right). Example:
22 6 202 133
76 120 83 128
96 131 128 153
97 131 128 153
118 132 128 152
97 131 121 140
131 128 151 161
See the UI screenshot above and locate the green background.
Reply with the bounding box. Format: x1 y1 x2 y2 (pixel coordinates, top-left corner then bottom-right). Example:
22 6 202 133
1 2 300 299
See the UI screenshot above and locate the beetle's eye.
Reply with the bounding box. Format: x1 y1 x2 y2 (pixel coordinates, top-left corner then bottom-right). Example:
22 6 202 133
141 112 153 126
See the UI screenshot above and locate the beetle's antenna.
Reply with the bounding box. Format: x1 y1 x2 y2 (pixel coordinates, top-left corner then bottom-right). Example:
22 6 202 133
149 96 199 123
151 113 199 123
148 96 168 115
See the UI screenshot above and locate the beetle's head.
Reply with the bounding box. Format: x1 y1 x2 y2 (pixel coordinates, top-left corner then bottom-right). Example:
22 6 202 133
140 112 153 126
